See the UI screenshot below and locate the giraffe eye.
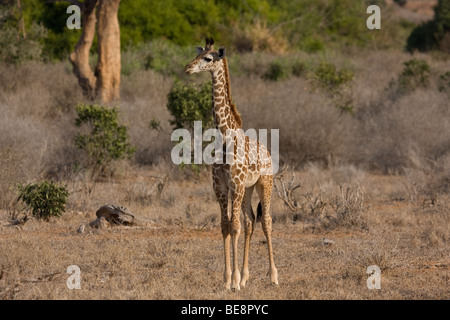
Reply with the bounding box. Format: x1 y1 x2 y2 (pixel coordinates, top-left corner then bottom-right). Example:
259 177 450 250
203 57 212 62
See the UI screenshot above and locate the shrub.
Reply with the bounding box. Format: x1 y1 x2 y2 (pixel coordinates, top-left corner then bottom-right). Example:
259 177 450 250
329 184 366 228
433 0 450 40
438 71 450 92
406 21 437 53
291 60 306 77
17 181 69 221
0 22 46 65
262 59 291 81
74 104 136 174
262 58 306 81
166 80 213 130
309 62 354 90
397 58 431 91
308 62 354 113
300 37 324 53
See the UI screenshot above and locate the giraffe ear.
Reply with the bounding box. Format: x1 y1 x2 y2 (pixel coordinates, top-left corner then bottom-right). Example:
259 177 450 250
218 47 226 59
196 46 205 55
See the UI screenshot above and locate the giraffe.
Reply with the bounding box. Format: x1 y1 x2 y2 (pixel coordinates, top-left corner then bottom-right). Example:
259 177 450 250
184 37 278 291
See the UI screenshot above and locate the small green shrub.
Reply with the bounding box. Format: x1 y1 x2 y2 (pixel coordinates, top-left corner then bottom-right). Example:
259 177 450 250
398 58 431 91
300 37 324 53
262 58 306 81
308 62 354 113
166 81 214 173
74 104 136 174
308 62 354 90
167 81 213 130
291 60 306 77
438 71 450 92
17 181 69 221
262 59 291 81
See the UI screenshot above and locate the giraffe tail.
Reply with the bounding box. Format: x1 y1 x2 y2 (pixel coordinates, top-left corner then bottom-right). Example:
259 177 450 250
256 202 262 223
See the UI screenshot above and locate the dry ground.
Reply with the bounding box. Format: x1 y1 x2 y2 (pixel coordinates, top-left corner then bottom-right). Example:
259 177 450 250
0 165 448 300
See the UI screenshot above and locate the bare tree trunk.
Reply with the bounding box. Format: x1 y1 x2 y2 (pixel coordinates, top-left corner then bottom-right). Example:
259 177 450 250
69 0 97 100
96 0 121 103
60 0 121 103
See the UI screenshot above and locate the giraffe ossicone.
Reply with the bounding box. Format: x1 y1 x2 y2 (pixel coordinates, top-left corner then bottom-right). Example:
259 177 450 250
184 37 279 291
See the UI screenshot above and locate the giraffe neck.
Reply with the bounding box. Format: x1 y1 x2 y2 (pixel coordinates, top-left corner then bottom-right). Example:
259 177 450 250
211 58 242 136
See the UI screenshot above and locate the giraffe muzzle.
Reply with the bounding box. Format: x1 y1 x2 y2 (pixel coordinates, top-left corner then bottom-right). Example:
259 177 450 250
184 64 195 74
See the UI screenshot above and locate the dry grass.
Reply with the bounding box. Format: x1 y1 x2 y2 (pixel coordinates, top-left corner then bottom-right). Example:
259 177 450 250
0 164 449 300
0 48 449 300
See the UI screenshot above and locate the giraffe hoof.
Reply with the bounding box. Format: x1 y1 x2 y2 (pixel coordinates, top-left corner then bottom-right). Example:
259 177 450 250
240 272 249 288
269 268 278 285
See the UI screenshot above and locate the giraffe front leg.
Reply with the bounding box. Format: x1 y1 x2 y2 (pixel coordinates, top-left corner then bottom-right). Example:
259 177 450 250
221 218 232 290
230 185 244 291
240 186 254 288
230 216 241 291
219 198 232 290
240 213 252 288
213 166 232 290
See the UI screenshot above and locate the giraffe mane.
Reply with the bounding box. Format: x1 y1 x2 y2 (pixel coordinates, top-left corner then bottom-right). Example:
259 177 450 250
222 58 242 128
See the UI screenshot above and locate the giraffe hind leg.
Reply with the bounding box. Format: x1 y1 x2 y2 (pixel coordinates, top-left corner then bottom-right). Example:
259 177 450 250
255 176 279 285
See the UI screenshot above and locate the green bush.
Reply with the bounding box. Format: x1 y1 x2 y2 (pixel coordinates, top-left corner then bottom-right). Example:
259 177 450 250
308 62 354 90
406 21 438 53
261 58 306 81
262 59 291 81
308 62 354 113
398 58 431 91
438 71 450 92
434 0 450 39
74 104 136 174
17 181 69 221
167 81 213 130
300 37 325 53
291 60 306 77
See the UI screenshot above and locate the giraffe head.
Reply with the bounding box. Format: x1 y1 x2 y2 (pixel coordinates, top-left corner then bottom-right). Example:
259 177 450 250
185 37 226 74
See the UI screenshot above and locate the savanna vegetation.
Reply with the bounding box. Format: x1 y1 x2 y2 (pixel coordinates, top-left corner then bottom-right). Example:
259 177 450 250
0 0 448 300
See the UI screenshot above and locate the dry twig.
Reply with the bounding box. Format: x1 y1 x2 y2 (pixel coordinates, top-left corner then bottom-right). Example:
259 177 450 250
274 164 301 212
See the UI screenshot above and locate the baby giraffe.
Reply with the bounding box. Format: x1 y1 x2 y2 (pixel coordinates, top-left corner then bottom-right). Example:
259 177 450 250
185 37 278 291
